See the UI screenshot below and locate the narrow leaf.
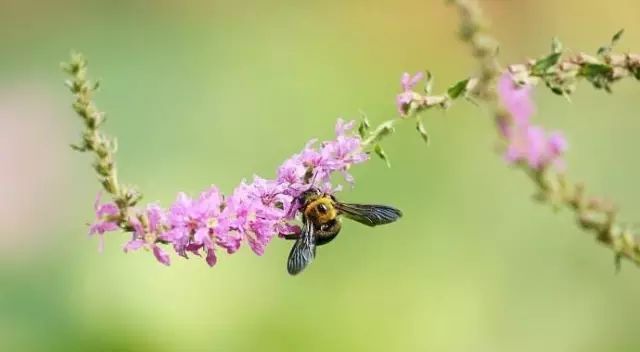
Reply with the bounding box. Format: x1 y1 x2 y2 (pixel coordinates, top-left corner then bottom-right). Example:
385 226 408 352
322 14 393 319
598 29 625 56
423 70 434 95
374 144 391 168
70 143 86 152
550 86 564 96
416 119 430 145
447 78 470 99
531 53 561 76
611 29 625 46
358 115 370 138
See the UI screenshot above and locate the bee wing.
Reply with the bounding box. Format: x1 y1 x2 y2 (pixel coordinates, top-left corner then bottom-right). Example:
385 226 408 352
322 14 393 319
335 203 402 227
287 218 316 275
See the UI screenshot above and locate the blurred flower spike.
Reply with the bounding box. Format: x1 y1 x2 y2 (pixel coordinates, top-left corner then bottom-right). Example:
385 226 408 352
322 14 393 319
90 119 368 267
498 73 568 171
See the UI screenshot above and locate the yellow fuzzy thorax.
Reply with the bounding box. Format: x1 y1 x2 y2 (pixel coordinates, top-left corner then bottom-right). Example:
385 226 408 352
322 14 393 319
304 197 337 225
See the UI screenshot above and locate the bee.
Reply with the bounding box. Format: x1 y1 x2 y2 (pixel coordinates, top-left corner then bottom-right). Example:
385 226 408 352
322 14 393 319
283 188 402 275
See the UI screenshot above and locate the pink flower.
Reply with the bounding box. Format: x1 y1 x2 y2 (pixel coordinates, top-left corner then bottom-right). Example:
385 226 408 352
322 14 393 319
123 238 171 266
497 72 568 171
222 177 288 256
547 131 569 171
401 72 424 91
153 246 171 266
396 72 423 116
548 131 569 156
165 187 224 266
318 119 368 184
123 204 172 266
277 119 367 197
88 192 120 252
505 125 568 170
498 73 535 127
276 222 301 239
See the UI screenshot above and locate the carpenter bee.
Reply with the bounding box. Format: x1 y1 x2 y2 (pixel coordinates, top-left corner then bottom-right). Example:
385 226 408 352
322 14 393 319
284 188 402 275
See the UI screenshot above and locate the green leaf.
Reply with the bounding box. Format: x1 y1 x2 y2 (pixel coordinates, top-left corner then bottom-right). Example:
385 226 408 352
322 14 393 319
633 68 640 81
598 29 624 56
70 143 86 152
597 46 608 56
447 78 470 99
581 63 613 92
611 28 625 46
374 144 391 168
357 113 370 138
580 63 612 78
423 70 434 95
615 253 623 274
531 53 561 76
550 86 564 96
416 119 430 145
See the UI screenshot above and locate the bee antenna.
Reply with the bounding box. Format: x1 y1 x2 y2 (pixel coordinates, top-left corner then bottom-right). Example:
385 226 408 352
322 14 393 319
305 168 322 193
310 170 319 187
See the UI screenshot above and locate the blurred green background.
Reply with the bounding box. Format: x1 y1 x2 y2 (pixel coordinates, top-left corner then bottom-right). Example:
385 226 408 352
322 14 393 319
1 0 640 351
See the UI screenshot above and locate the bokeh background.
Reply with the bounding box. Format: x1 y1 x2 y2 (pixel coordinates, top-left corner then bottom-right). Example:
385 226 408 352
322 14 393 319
1 0 640 351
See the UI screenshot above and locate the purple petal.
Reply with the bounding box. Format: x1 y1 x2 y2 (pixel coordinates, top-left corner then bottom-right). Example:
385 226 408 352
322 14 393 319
396 92 414 116
335 118 355 137
216 231 242 254
205 248 217 267
409 72 424 87
123 239 145 253
96 203 119 218
548 131 568 155
152 245 171 266
525 126 546 169
146 204 166 233
88 221 119 235
498 73 534 124
128 215 144 236
93 191 102 211
504 143 521 164
194 227 213 248
247 235 265 256
400 72 423 91
276 222 301 237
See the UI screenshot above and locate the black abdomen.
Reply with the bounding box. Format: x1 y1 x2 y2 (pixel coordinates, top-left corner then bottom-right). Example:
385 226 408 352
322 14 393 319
314 219 342 246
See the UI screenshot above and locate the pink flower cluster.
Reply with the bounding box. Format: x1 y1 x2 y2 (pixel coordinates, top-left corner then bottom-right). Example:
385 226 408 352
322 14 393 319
497 73 568 170
88 119 368 267
396 72 424 116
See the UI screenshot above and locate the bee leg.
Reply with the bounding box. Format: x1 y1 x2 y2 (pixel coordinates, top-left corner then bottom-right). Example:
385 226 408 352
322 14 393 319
314 231 337 246
282 234 299 240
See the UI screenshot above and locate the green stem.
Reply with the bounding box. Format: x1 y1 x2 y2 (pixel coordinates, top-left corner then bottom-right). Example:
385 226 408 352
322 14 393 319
62 52 141 229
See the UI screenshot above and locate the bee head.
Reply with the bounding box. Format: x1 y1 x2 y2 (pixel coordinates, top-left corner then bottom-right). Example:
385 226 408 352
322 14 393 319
316 202 329 214
298 187 322 207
